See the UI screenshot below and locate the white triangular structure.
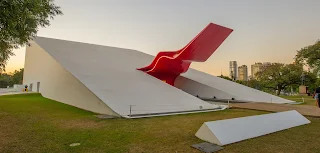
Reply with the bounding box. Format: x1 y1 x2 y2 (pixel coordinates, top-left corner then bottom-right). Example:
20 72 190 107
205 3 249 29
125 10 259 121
23 37 294 118
177 70 295 103
195 110 310 146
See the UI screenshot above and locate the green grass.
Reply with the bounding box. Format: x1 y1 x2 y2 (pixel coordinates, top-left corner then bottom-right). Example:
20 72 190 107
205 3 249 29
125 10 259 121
1 94 320 152
280 95 316 106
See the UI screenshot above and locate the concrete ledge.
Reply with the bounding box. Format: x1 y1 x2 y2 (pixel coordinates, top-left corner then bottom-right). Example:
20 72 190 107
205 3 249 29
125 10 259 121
195 110 310 146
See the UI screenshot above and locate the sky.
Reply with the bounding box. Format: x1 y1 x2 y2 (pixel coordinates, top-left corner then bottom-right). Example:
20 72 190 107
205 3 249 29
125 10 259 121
7 0 320 76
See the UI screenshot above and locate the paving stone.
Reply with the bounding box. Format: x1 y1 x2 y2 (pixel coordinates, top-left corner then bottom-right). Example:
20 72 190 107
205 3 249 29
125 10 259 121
191 142 223 153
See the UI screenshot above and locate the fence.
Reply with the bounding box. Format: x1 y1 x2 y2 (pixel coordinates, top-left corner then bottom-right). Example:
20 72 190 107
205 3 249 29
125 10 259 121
127 104 226 117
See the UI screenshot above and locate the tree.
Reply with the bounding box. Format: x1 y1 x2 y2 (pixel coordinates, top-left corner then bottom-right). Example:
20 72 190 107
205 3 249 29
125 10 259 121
11 68 23 84
256 63 303 95
0 0 62 72
0 68 24 88
0 73 12 88
247 79 263 90
303 72 318 93
218 75 233 81
295 40 320 72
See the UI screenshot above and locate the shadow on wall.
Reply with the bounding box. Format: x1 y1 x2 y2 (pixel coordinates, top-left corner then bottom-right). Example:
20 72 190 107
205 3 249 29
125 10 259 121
174 76 235 100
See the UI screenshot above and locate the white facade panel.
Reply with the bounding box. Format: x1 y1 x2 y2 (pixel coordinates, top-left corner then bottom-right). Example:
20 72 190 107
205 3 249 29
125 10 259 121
23 41 118 116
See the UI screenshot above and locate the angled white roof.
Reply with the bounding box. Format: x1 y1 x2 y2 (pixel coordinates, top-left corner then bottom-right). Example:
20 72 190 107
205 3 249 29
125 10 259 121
33 37 222 117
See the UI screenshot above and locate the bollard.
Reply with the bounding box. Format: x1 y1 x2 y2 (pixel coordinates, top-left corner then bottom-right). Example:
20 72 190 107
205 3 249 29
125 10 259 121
302 97 305 103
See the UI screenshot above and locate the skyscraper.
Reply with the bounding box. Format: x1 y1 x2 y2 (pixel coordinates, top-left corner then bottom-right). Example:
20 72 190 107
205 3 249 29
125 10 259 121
238 65 248 81
251 62 263 79
229 61 237 80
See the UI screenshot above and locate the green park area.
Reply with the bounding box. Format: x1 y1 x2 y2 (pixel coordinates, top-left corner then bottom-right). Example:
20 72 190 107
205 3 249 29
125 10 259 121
1 93 320 153
281 95 316 106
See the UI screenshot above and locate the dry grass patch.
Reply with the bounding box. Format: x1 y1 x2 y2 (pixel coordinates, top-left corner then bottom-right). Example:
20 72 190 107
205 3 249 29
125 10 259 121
0 115 20 152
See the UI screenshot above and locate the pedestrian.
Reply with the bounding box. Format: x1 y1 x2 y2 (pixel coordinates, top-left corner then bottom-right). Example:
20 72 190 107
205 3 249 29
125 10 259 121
314 86 320 108
24 85 28 92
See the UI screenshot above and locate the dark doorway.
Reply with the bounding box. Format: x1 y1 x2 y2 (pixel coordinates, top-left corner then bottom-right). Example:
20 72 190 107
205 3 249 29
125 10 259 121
29 83 33 91
37 82 40 92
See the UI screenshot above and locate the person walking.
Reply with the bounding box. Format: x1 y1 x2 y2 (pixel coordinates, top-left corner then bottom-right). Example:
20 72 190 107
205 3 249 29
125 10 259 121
24 85 28 92
314 86 320 108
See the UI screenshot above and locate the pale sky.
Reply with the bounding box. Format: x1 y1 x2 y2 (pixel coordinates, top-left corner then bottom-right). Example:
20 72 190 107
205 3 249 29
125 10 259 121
7 0 320 76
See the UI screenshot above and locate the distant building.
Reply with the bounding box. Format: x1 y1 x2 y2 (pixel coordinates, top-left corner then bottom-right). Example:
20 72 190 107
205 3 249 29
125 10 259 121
229 61 237 80
238 65 248 81
251 62 263 79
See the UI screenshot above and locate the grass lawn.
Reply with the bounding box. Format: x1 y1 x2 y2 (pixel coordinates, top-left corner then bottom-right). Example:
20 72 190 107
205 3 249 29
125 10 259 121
281 95 316 106
1 94 320 153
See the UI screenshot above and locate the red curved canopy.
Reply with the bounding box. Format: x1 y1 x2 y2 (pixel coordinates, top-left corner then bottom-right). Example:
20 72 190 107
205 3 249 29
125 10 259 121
137 23 233 85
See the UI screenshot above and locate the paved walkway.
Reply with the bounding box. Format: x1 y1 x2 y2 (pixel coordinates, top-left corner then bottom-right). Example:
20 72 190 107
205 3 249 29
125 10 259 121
231 102 320 117
0 92 35 96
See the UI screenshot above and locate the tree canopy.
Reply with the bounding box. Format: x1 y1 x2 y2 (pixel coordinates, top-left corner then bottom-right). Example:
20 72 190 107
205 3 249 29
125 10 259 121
11 68 24 84
0 68 23 88
295 40 320 72
303 72 318 92
0 0 62 72
256 63 303 95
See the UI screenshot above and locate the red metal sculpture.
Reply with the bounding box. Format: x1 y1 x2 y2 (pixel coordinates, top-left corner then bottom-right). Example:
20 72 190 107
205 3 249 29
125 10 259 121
137 23 233 85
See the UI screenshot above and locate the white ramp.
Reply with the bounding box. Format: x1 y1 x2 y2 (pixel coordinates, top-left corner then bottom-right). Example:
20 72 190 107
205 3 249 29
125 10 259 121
195 110 310 146
181 69 295 104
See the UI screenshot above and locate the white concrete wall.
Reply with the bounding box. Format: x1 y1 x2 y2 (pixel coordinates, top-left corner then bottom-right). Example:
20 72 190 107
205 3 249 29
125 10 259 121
175 76 235 99
23 41 119 116
13 84 25 91
33 37 221 118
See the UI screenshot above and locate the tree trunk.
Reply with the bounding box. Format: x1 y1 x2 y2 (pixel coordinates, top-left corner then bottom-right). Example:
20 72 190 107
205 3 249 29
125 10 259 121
276 86 282 95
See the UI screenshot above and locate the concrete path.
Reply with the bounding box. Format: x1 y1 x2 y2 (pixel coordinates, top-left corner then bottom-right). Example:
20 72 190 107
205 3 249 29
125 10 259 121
0 92 35 96
231 102 320 117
